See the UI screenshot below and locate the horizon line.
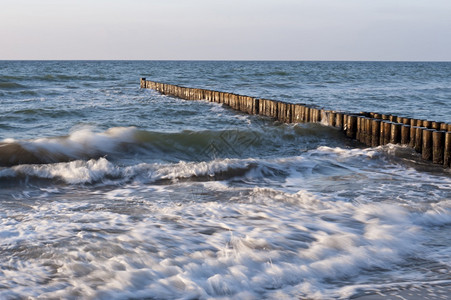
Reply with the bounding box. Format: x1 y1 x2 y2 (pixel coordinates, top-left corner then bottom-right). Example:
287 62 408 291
1 59 451 63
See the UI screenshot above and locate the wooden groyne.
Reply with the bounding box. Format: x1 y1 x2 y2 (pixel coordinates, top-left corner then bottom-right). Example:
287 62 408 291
140 78 451 168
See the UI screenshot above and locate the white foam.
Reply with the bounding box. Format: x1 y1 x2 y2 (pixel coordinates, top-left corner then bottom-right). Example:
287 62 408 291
0 187 438 299
20 126 138 159
11 157 120 184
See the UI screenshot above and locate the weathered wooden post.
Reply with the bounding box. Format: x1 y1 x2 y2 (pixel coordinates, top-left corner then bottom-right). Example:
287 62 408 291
309 108 316 123
346 115 357 139
414 127 423 153
358 117 367 144
401 125 410 145
260 99 269 117
304 107 310 122
292 104 301 122
422 129 434 161
390 123 401 144
253 98 260 115
343 114 348 129
444 132 451 168
316 108 322 123
371 119 381 147
432 131 445 164
356 116 362 141
336 113 344 129
380 121 390 145
365 118 372 146
328 111 336 127
423 120 432 129
409 125 417 147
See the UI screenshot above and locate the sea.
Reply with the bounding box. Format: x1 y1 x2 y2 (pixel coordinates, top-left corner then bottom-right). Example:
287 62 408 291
0 61 450 299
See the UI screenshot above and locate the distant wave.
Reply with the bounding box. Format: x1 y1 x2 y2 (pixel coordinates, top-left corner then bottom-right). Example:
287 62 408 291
0 145 386 185
0 127 138 167
0 126 287 167
0 82 27 89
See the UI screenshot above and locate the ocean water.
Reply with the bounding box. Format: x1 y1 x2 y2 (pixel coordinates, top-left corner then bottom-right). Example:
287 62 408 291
0 61 450 299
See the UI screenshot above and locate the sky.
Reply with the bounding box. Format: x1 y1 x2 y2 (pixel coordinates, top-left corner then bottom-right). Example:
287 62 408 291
1 0 450 61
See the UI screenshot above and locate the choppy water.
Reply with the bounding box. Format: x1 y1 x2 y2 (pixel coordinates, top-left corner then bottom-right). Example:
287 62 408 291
0 61 450 299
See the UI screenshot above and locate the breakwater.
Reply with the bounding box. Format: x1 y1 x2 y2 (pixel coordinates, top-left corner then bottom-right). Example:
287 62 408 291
140 78 451 168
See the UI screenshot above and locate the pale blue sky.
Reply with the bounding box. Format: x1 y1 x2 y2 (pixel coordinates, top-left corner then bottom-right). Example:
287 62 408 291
1 0 450 60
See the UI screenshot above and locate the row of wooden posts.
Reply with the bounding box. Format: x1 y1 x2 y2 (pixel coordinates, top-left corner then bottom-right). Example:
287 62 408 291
140 78 451 168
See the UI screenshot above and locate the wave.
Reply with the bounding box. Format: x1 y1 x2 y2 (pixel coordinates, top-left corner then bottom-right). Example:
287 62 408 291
0 145 367 184
0 82 27 89
10 108 83 119
2 144 448 187
31 74 113 82
0 125 313 167
0 127 138 167
0 157 257 184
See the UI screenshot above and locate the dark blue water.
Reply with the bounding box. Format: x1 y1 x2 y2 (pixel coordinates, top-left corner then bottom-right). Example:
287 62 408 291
0 61 450 299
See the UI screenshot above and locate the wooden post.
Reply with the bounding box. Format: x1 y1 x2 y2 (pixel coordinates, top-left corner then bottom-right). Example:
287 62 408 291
277 102 284 122
140 78 146 88
270 100 277 118
401 125 410 145
444 132 451 168
298 105 305 122
432 131 445 164
383 122 392 145
414 127 423 153
423 120 432 129
231 93 237 108
314 108 321 123
409 125 417 147
379 120 385 145
390 123 401 144
356 116 362 142
343 114 348 128
371 119 381 147
292 104 301 122
236 94 241 110
264 100 270 117
365 118 372 146
310 108 316 123
358 117 366 144
336 113 344 129
328 111 336 127
317 108 322 123
422 129 433 161
304 107 310 122
346 115 357 139
254 98 260 115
